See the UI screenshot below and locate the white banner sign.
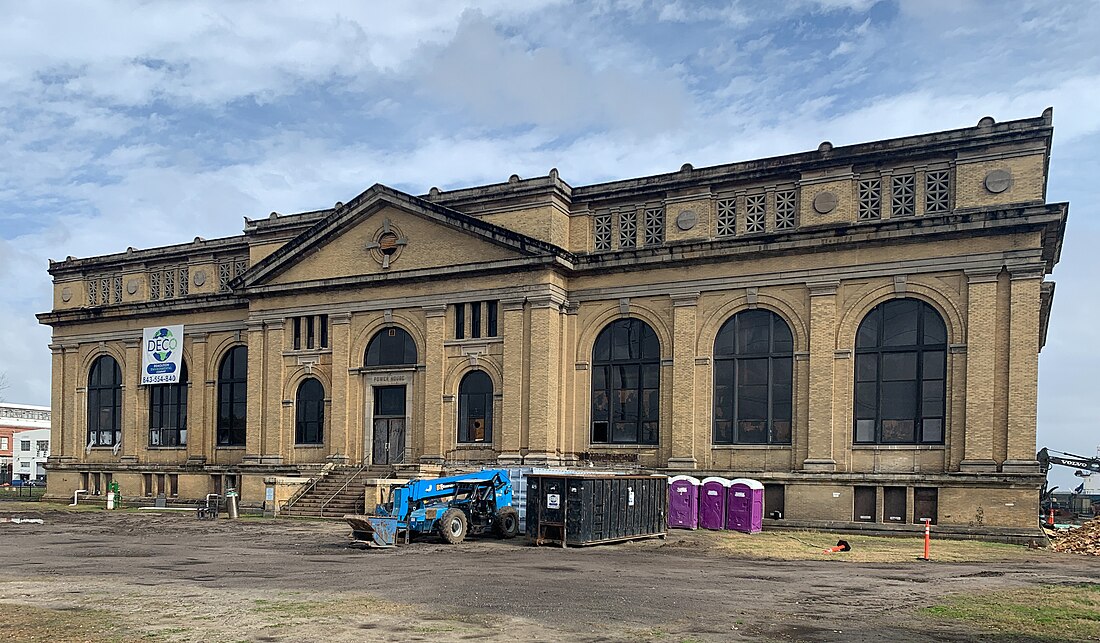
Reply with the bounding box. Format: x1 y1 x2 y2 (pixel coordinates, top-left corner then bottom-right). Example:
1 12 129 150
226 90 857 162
141 324 184 385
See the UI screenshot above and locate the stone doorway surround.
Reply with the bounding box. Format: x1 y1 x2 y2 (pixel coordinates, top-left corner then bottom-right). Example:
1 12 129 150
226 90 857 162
362 369 415 466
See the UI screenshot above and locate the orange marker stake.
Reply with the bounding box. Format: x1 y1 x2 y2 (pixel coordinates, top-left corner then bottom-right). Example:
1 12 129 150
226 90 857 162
921 518 932 561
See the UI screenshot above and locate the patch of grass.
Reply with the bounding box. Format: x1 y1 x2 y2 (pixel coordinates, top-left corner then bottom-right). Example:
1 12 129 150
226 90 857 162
679 529 1027 563
0 602 140 643
922 583 1100 641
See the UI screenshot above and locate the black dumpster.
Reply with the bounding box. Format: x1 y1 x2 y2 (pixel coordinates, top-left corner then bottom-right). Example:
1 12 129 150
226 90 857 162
526 474 667 547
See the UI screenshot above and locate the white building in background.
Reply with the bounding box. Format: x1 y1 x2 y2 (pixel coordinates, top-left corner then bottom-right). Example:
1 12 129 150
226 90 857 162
1 400 50 481
12 429 50 483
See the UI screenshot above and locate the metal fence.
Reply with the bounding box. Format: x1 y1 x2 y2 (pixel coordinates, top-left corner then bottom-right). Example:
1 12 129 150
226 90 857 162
0 485 46 501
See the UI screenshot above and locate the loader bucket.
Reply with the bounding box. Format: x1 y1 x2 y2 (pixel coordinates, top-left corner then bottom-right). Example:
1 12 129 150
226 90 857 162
344 514 399 548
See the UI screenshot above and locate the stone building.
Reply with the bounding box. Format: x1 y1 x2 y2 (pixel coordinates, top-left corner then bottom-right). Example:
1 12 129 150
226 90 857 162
39 111 1066 535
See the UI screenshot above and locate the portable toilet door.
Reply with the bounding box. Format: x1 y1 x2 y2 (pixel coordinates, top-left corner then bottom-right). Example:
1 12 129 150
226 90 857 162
698 477 730 530
667 475 700 529
727 478 765 534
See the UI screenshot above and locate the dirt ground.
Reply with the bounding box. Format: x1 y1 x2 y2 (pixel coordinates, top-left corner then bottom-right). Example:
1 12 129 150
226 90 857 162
1 505 1098 642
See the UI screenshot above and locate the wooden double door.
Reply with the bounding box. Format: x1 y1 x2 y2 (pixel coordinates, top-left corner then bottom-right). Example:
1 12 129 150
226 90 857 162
372 385 406 465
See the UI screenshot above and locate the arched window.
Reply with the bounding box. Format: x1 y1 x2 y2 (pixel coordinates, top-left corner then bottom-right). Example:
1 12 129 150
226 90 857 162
854 298 947 444
457 371 493 443
216 346 247 447
364 327 417 367
295 378 325 445
88 355 122 447
713 310 794 444
591 318 660 445
150 362 188 447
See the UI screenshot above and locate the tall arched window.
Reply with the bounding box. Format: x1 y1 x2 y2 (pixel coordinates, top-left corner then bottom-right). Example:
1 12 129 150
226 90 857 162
713 310 794 444
591 318 660 445
295 378 325 445
217 346 247 447
150 362 188 447
854 298 947 444
364 327 417 367
88 355 122 447
457 371 493 443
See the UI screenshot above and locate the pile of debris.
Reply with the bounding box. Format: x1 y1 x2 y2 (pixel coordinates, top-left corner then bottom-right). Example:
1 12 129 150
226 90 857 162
1048 517 1100 555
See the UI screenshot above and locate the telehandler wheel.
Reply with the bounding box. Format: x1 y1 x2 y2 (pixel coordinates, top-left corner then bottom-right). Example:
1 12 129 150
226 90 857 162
495 506 520 539
439 508 468 544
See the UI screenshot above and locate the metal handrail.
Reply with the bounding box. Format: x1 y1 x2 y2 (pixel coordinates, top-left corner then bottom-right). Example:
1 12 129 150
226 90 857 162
320 464 369 518
282 476 320 513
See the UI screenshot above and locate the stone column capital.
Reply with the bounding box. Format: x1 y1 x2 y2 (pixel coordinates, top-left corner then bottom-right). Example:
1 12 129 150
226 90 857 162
422 303 447 318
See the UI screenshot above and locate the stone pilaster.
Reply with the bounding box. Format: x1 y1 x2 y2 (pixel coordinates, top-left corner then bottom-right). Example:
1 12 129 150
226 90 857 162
262 321 284 464
669 293 699 468
186 333 207 464
804 281 838 471
498 298 526 465
328 313 352 464
1003 269 1043 472
122 338 141 462
525 294 564 466
49 344 74 463
961 269 1000 472
420 304 447 463
244 320 265 464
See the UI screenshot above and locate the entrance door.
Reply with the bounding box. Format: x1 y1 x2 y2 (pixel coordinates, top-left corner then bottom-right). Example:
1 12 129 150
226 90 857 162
372 385 406 465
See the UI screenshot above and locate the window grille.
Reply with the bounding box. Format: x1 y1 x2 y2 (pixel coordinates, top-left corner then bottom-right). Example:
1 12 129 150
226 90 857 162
925 170 950 213
643 207 664 246
745 194 766 233
858 178 882 220
178 267 189 296
112 276 122 303
150 271 161 300
594 213 612 251
100 277 110 306
234 259 248 277
775 189 796 230
218 262 232 292
619 210 637 248
164 269 175 299
716 198 736 236
892 174 915 217
87 279 98 306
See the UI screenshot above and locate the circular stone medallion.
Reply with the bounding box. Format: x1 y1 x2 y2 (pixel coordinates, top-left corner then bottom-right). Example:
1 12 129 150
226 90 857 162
126 279 139 295
984 169 1013 194
61 287 72 303
813 191 837 214
194 270 207 287
675 210 697 231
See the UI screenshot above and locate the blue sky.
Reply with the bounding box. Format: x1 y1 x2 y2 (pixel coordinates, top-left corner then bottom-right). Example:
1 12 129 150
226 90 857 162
1 0 1098 487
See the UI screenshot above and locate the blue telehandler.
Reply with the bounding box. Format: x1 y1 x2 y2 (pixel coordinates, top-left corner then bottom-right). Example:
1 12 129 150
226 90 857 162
344 469 519 548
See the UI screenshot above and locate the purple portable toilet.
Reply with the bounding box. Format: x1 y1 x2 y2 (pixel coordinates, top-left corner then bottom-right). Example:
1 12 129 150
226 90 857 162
698 477 730 530
726 478 765 534
667 475 700 529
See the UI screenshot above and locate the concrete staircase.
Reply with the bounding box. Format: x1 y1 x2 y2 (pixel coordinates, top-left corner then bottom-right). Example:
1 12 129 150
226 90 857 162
280 466 392 518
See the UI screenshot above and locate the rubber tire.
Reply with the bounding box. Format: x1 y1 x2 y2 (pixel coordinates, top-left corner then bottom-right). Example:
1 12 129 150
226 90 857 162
495 507 520 539
439 508 468 544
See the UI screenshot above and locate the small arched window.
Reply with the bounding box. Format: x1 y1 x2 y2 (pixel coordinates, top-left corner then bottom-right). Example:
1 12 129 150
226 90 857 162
591 318 660 445
854 298 947 444
295 378 325 445
457 371 493 443
216 346 247 447
713 310 794 444
150 362 188 447
364 327 417 367
88 355 122 447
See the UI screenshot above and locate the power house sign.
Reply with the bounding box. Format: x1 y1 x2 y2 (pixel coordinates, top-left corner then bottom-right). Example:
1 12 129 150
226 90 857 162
141 325 184 385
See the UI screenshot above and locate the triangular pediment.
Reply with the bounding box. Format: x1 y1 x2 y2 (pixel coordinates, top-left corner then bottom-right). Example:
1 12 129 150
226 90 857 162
237 185 570 290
